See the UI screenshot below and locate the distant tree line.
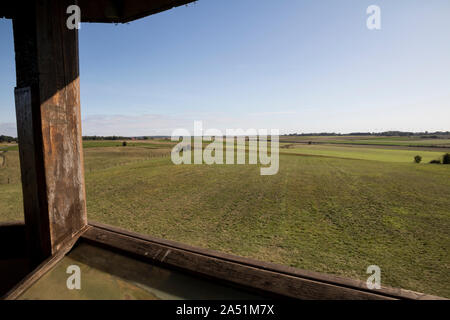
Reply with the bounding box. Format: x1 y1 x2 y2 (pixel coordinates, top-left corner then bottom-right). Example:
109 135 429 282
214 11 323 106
82 136 172 141
0 135 17 143
83 136 133 141
286 131 450 137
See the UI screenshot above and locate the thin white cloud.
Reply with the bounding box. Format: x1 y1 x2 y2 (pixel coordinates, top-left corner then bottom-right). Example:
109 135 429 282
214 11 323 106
248 111 299 116
82 114 190 136
81 112 288 136
0 122 17 137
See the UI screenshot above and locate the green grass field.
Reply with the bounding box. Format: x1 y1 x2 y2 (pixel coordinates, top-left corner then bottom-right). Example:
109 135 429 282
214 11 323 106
1 138 449 297
281 144 447 163
281 135 450 148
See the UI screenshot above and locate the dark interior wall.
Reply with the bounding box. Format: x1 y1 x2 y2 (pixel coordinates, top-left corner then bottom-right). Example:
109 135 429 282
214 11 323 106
0 222 30 297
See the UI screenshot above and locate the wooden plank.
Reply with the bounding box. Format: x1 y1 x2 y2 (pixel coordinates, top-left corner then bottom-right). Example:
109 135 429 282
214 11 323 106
82 224 399 300
3 222 443 300
78 0 196 23
88 222 443 300
2 0 196 23
121 0 197 23
35 0 87 251
14 87 51 261
1 225 90 300
12 0 87 265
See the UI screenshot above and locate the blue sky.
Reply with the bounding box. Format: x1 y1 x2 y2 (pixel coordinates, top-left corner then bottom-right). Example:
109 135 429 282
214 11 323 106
1 0 450 136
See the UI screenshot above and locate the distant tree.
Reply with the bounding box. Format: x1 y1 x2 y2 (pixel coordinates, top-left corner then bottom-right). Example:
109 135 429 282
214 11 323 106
0 135 17 143
414 155 422 163
443 153 450 165
122 141 127 147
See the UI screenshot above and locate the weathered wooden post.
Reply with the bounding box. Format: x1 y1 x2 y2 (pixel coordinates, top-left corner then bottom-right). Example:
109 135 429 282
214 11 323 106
12 0 87 266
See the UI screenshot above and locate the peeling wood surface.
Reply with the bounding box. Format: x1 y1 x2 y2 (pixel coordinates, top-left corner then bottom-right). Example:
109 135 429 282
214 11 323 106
13 0 87 265
35 0 87 252
14 86 52 261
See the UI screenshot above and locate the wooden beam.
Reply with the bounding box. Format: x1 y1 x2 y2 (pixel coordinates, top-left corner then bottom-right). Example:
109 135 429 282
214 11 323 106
13 0 87 266
82 223 444 300
1 0 196 23
79 0 196 23
87 222 443 300
0 222 30 296
2 222 444 300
